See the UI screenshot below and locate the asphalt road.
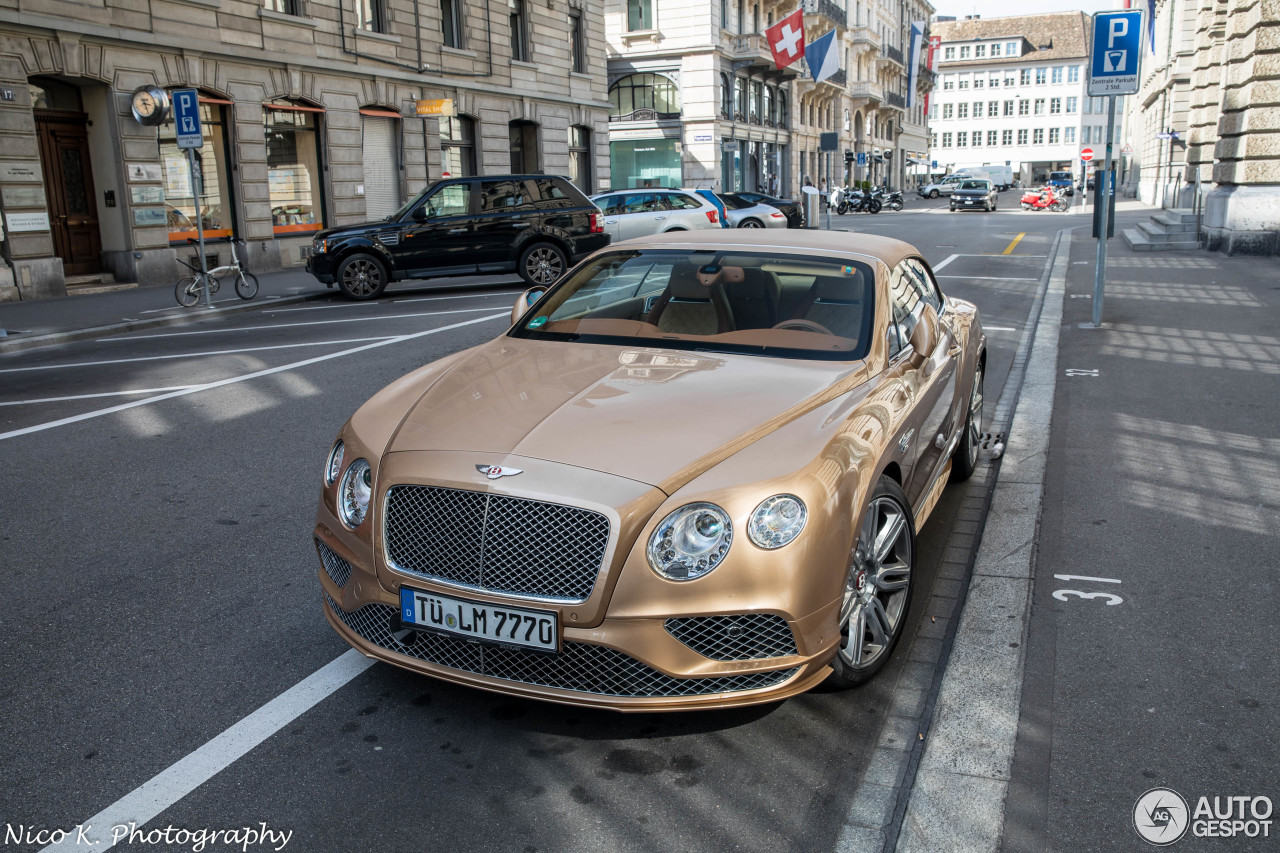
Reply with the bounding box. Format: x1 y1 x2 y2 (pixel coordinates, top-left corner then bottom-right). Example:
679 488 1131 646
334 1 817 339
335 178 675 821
0 200 1073 853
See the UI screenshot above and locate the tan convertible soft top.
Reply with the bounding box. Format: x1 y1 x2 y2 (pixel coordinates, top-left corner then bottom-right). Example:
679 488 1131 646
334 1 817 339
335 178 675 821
610 228 920 271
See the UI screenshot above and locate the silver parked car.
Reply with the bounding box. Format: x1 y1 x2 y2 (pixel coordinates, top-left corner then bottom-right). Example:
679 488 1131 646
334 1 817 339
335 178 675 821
589 189 722 241
719 193 790 228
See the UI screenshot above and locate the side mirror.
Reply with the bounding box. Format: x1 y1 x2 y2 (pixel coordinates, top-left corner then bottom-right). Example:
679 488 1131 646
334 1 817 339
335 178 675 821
512 287 547 326
908 303 940 366
411 206 429 223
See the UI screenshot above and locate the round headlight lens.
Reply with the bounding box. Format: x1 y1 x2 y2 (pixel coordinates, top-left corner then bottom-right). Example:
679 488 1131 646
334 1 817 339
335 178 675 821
748 495 808 550
338 458 372 528
646 503 733 581
325 440 345 486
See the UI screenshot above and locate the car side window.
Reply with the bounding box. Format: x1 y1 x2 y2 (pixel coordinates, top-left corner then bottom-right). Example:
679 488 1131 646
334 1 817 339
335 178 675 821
423 183 472 218
623 194 650 214
904 259 944 312
889 262 924 358
595 195 622 215
478 179 528 213
666 193 701 210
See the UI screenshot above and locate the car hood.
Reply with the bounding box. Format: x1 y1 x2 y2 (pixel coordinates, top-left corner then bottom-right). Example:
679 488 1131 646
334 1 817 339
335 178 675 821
384 336 864 492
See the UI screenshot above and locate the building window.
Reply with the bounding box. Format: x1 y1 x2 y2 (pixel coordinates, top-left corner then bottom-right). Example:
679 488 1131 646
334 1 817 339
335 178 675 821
974 77 984 89
990 74 1000 87
1065 126 1076 143
750 80 762 123
1006 41 1018 55
974 44 985 58
628 0 652 31
1019 99 1030 116
439 115 476 176
990 43 1001 56
1066 97 1078 113
1068 65 1080 83
942 132 952 147
1005 74 1016 87
1003 100 1014 116
1034 98 1045 115
1049 127 1060 144
944 46 954 60
356 0 385 32
509 120 539 172
159 96 235 243
609 73 681 120
959 45 970 59
1051 66 1063 84
988 101 998 117
943 103 953 119
1051 97 1062 114
264 102 325 236
568 125 592 193
973 101 982 117
1035 67 1047 85
1020 69 1031 85
569 9 586 73
958 75 969 90
510 0 529 61
778 91 788 127
1033 128 1044 145
971 130 981 147
943 75 954 90
957 103 968 119
1017 129 1028 145
1002 129 1012 145
764 85 775 125
720 73 732 118
441 0 465 47
957 131 967 147
264 0 298 14
735 76 746 120
930 132 937 147
1081 126 1090 144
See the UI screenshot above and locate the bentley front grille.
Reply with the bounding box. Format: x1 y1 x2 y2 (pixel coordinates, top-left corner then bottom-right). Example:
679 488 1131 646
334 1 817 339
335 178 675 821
316 538 353 588
665 614 798 660
384 485 610 602
325 594 798 698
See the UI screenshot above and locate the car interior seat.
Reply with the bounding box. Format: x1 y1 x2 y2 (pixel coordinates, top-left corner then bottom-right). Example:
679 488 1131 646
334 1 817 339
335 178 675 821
789 271 867 340
645 262 736 335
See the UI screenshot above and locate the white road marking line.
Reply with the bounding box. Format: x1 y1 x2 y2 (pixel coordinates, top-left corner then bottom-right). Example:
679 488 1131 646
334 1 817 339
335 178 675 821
40 650 376 852
0 337 396 375
1053 573 1122 584
104 307 500 341
0 313 506 442
932 253 959 272
0 387 195 407
274 290 521 312
983 326 1016 332
936 275 1039 282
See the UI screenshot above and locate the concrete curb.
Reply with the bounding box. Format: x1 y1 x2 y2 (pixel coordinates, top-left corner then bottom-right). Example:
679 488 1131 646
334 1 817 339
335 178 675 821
0 291 327 355
893 229 1073 852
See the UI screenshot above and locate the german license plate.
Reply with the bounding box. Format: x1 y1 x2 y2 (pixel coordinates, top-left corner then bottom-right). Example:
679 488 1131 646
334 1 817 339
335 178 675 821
399 586 558 652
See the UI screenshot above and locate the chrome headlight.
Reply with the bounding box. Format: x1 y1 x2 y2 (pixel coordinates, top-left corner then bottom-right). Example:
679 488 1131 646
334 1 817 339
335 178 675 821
325 440 344 486
646 503 733 581
747 495 807 549
338 458 372 528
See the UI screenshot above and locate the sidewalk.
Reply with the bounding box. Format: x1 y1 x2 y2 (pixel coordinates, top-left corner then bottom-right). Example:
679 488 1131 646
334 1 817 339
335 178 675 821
898 222 1280 850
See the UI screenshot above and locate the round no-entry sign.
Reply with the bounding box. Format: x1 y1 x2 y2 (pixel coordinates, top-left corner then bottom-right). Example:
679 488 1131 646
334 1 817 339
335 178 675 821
1080 147 1095 162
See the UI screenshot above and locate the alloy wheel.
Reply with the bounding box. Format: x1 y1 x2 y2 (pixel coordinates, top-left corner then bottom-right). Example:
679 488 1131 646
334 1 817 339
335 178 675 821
525 247 564 285
966 363 984 469
838 496 913 670
342 258 382 298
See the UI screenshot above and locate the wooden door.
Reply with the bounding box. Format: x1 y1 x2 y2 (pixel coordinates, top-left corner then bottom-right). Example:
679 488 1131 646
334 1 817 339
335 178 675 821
35 110 102 276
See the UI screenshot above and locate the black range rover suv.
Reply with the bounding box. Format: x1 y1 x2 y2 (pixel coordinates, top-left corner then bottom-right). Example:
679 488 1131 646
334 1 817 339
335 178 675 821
306 175 610 300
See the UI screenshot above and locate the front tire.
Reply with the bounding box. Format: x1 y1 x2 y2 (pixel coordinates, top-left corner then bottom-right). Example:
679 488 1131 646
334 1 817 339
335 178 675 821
829 477 916 687
519 242 567 287
234 271 259 300
337 253 388 301
869 199 882 214
175 275 201 307
929 189 939 199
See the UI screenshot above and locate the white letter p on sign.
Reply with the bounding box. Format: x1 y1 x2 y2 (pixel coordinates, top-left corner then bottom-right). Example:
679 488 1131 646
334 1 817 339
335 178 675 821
1108 17 1128 47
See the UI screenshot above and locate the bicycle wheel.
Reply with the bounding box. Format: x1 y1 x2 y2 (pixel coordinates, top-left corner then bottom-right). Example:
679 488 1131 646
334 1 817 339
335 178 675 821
235 271 259 300
175 275 202 307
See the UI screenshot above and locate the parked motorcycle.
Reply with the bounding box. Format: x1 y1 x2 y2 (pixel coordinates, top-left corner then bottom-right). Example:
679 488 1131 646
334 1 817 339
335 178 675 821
849 189 882 214
1020 186 1068 212
883 190 904 211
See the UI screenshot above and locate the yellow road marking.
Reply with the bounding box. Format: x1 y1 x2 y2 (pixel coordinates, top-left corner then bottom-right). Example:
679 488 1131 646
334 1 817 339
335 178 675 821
1002 232 1026 255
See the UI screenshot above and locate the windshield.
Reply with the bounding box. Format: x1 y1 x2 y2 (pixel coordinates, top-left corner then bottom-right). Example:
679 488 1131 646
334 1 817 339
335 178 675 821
959 181 989 190
386 180 450 221
1050 172 1071 181
511 249 875 361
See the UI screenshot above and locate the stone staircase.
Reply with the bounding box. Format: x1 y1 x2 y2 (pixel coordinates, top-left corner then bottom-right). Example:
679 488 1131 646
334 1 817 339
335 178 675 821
1122 208 1200 252
64 272 137 295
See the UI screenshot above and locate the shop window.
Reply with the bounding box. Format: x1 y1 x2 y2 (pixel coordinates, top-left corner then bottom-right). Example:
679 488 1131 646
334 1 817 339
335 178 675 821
159 94 236 243
264 101 326 236
609 138 680 189
568 125 592 193
608 73 681 121
509 120 539 173
509 0 529 62
440 115 476 177
441 0 465 48
356 0 385 32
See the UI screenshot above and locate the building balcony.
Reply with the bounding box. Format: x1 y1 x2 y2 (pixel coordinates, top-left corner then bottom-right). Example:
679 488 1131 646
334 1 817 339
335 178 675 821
916 66 937 89
802 0 847 29
846 81 883 103
881 45 904 67
850 26 880 48
885 91 906 109
726 33 773 64
609 109 682 123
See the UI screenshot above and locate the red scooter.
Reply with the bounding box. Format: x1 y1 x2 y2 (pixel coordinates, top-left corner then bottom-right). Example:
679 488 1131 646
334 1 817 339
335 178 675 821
1020 186 1068 212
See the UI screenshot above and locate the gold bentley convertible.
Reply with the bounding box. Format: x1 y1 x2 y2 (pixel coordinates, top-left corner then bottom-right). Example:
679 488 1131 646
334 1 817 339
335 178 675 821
315 230 985 711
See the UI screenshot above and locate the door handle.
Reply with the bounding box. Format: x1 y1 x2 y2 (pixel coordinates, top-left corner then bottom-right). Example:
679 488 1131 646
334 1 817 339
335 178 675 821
510 221 529 228
653 215 667 220
447 227 468 234
605 219 618 224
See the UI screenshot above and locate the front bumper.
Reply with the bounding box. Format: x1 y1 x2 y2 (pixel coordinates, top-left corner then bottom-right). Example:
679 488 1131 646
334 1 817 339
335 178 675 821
306 252 337 283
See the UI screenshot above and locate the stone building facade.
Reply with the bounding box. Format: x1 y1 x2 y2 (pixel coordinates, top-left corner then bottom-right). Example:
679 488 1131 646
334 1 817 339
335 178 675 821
0 0 610 300
1126 0 1280 254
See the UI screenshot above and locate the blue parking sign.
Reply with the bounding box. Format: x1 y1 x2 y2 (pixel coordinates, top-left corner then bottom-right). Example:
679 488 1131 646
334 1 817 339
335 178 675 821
1088 11 1142 96
173 88 203 149
856 152 867 166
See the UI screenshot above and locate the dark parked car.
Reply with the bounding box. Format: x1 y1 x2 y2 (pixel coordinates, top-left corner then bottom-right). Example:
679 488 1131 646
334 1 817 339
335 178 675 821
949 179 999 212
725 191 804 228
306 175 610 300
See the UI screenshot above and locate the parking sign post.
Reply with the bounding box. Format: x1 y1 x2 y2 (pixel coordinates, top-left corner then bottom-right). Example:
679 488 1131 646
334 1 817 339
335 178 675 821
173 89 212 308
1085 10 1143 328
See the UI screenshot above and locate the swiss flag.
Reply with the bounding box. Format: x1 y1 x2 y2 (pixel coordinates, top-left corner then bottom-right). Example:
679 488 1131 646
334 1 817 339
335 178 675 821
766 9 805 70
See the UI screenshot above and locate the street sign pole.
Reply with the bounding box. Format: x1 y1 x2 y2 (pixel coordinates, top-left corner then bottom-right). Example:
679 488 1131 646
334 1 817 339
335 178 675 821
1091 95 1117 328
187 147 211 308
172 88 210 307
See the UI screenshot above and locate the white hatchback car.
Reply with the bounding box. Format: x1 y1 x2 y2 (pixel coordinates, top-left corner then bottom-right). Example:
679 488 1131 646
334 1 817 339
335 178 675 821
590 189 722 242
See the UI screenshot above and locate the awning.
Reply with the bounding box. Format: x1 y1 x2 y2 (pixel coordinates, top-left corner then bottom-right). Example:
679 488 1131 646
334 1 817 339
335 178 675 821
198 96 233 105
264 103 325 113
359 107 402 118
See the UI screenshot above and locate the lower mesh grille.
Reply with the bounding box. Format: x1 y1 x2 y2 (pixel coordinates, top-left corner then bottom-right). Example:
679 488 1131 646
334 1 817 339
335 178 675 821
665 614 798 660
316 539 353 588
325 594 798 698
